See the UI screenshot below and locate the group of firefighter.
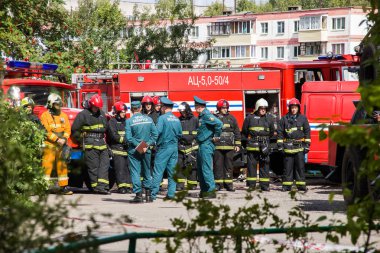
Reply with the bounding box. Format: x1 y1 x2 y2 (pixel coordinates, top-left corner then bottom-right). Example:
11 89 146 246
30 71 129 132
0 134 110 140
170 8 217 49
20 91 310 202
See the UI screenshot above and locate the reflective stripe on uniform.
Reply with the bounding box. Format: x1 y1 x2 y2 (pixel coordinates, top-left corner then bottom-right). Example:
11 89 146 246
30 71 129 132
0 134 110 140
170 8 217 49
285 127 303 134
84 145 108 150
249 126 269 132
277 139 284 143
177 179 186 183
191 131 197 135
284 148 304 154
187 180 197 185
215 179 224 183
215 146 234 150
82 124 104 130
91 182 98 187
119 137 124 143
58 176 69 181
224 179 233 183
98 178 109 184
112 150 128 156
235 141 241 145
223 124 231 128
304 139 311 143
246 147 260 151
182 131 190 135
259 178 270 182
50 124 62 128
117 131 125 135
179 145 199 154
246 177 257 181
296 181 306 185
118 183 132 188
282 181 293 186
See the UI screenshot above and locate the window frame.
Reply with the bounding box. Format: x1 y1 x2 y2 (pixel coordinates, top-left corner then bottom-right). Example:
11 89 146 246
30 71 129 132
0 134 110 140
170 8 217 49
277 21 285 34
261 22 268 34
332 17 346 30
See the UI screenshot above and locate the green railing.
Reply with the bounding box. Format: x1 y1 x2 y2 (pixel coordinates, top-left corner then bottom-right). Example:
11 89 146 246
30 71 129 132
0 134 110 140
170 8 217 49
34 224 372 253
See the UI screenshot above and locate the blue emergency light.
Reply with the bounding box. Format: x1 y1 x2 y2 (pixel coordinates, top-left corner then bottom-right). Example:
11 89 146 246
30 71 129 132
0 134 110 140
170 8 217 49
317 56 329 60
42 63 59 71
7 60 31 68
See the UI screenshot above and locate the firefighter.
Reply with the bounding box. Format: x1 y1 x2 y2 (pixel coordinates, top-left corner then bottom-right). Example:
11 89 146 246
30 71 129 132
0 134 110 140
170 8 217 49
20 97 42 126
152 96 162 116
107 101 132 194
213 99 241 191
277 98 310 192
71 94 110 195
142 95 159 124
151 97 182 201
40 94 72 195
126 101 158 203
242 98 275 191
194 96 223 199
177 102 199 191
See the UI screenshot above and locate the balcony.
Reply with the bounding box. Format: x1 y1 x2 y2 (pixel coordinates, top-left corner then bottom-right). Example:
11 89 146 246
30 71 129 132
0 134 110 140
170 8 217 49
298 30 328 43
298 14 328 43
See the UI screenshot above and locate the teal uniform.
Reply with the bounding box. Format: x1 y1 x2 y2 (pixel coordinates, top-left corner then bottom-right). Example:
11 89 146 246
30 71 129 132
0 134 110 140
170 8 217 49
151 111 182 199
196 108 223 193
125 113 158 194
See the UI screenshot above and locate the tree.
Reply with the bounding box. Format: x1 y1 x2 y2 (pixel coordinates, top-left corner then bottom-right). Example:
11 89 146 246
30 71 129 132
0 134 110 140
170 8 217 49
203 2 224 16
123 2 212 66
236 0 255 13
0 0 69 59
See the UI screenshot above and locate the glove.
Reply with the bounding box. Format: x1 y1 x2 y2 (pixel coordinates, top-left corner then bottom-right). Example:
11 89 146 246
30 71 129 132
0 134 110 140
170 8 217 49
277 142 284 153
304 143 310 153
60 144 72 163
260 143 270 156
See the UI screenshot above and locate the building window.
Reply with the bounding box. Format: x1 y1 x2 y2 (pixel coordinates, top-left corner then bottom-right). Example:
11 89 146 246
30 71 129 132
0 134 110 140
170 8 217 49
332 43 345 54
251 45 256 57
231 46 250 58
231 21 251 34
332 17 346 30
293 46 301 57
261 47 268 59
212 46 231 59
300 42 326 56
294 21 299 33
190 26 199 37
261 23 268 34
300 16 321 30
277 47 284 59
277 21 285 34
210 22 230 35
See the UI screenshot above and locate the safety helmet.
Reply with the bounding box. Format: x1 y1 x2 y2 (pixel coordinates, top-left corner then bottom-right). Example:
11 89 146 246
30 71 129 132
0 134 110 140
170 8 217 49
47 93 63 109
113 101 128 113
216 99 229 111
21 97 35 108
152 96 161 106
141 95 153 104
288 98 301 108
89 94 103 108
255 98 268 111
178 103 186 112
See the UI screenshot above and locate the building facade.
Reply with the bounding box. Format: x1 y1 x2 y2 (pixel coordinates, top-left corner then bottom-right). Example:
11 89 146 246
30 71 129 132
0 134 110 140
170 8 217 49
198 7 367 65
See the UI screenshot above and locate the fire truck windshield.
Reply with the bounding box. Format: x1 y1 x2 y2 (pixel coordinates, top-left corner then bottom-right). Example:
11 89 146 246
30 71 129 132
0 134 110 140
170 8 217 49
7 85 74 108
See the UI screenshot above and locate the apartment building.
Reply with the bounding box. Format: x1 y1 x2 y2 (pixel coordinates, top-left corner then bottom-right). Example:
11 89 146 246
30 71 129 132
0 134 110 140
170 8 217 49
197 7 368 65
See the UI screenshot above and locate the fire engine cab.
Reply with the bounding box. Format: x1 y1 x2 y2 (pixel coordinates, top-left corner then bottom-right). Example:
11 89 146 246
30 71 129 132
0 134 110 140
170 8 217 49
2 60 83 159
72 53 360 175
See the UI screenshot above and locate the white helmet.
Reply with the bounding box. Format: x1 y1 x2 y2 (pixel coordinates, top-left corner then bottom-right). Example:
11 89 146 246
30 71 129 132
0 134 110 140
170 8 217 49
255 98 268 111
47 93 62 109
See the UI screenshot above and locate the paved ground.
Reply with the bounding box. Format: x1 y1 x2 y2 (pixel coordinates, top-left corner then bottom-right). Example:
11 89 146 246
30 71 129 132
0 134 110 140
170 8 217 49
49 179 379 252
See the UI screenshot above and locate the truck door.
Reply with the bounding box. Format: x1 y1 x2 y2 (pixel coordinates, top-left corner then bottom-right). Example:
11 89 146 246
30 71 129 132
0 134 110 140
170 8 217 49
243 90 281 117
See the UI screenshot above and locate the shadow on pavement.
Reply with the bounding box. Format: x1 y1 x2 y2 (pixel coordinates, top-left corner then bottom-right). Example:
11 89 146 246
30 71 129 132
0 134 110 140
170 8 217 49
299 199 346 213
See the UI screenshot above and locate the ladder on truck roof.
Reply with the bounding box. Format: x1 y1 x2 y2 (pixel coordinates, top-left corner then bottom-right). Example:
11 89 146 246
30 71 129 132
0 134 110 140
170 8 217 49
108 62 262 70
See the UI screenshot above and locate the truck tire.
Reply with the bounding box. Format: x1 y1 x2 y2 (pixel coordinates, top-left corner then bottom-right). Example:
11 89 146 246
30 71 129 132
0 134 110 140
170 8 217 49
341 147 369 205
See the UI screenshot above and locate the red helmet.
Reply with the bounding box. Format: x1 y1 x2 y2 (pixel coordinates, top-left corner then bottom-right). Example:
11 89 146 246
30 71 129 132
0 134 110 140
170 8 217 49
288 98 301 107
89 94 103 108
152 96 161 106
141 95 153 104
216 99 229 111
113 101 127 113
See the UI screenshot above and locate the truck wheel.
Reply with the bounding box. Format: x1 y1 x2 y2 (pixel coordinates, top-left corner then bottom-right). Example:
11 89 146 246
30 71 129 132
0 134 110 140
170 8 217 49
341 148 369 205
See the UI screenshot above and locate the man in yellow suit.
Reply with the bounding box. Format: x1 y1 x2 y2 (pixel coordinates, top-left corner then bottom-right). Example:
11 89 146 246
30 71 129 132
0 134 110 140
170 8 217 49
40 93 72 195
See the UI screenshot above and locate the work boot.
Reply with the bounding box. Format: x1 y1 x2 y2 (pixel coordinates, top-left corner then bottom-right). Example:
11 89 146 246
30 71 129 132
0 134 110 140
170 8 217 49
260 187 270 192
199 191 217 199
282 187 291 192
225 183 235 192
118 187 127 194
176 184 184 191
145 189 153 203
126 188 133 194
61 186 73 195
131 192 143 203
163 195 174 201
94 187 111 195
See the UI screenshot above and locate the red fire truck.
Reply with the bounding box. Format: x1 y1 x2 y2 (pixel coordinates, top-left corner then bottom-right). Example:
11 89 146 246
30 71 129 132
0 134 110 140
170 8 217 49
73 54 360 174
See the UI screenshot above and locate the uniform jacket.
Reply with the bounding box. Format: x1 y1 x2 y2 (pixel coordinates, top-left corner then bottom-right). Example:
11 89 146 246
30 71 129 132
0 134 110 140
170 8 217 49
40 110 71 148
214 112 241 150
107 116 128 156
277 113 311 154
196 108 223 144
125 112 158 155
242 112 275 152
156 111 182 148
71 108 108 150
178 114 198 154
